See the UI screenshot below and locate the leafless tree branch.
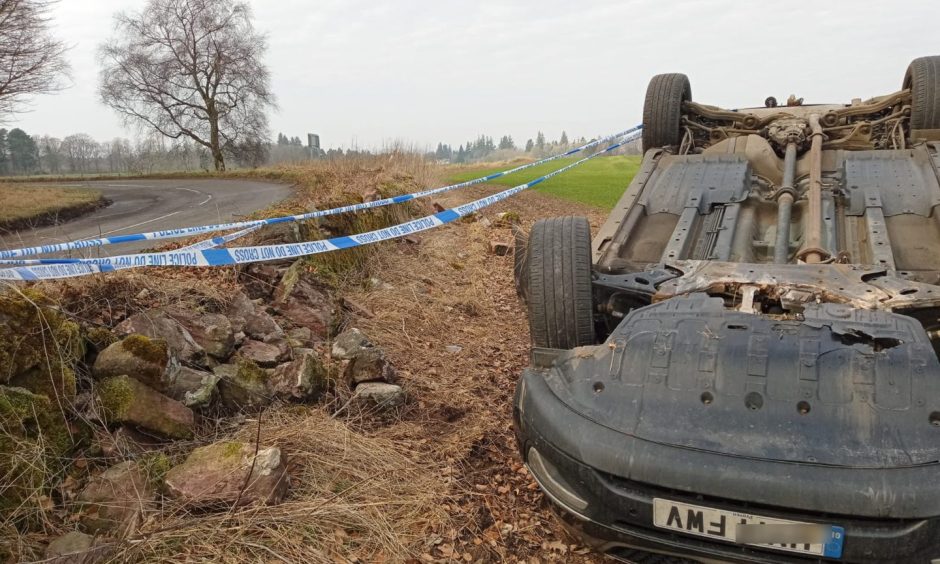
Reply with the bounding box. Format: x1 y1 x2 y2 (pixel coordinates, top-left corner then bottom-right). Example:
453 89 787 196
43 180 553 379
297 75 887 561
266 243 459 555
0 0 70 120
98 0 274 172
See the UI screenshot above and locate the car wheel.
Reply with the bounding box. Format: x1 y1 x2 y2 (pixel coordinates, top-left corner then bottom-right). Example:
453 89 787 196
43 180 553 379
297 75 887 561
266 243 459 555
642 73 692 151
512 223 529 304
905 56 940 134
526 216 595 349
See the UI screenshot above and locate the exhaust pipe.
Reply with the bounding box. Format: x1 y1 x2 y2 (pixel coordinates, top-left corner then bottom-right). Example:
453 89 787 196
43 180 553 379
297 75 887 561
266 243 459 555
774 143 797 264
796 114 830 263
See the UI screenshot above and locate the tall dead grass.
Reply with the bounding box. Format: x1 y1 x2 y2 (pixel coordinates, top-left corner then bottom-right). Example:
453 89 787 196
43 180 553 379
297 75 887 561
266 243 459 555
116 408 452 563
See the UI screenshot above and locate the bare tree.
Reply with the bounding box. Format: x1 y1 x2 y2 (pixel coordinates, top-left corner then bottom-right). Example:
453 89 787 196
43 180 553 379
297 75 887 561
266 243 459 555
0 0 70 118
98 0 274 171
61 133 100 173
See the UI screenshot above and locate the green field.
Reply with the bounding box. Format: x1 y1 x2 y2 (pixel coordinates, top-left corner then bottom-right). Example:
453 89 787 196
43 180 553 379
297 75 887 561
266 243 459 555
446 155 642 209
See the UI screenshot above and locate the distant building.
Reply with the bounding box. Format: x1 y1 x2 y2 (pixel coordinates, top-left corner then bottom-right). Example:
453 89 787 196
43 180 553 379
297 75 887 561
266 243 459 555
307 133 323 158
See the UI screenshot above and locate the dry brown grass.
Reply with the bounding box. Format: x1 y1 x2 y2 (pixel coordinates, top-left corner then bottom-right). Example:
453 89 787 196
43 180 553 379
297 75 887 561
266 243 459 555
112 408 453 563
0 183 104 228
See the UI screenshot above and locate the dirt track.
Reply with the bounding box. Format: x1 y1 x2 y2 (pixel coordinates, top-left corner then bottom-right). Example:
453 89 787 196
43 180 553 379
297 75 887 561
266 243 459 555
342 185 607 562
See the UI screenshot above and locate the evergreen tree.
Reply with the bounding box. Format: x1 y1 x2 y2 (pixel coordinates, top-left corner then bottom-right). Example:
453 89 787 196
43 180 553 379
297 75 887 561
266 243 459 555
7 128 38 174
277 133 288 145
525 138 534 152
498 135 515 150
560 131 569 146
535 131 545 148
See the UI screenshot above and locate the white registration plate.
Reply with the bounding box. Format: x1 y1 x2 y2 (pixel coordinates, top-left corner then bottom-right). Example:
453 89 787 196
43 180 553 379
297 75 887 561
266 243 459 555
652 498 844 558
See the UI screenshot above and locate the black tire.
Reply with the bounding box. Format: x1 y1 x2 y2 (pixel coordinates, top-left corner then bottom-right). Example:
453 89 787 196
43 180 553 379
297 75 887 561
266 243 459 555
512 223 529 304
526 216 595 349
904 56 940 132
642 73 692 150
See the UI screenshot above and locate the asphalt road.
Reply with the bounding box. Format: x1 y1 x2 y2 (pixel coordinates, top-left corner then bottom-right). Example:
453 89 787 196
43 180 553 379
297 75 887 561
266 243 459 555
0 178 293 257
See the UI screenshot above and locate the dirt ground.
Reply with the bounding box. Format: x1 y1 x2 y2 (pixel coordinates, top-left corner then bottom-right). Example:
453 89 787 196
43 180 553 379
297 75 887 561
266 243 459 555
343 185 609 563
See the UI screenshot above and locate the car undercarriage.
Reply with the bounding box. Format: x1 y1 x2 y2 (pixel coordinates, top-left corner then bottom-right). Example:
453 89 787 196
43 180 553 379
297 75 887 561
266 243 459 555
513 56 940 563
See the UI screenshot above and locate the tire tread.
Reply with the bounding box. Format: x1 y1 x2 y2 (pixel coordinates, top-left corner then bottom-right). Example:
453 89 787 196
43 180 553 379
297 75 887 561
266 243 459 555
526 216 594 348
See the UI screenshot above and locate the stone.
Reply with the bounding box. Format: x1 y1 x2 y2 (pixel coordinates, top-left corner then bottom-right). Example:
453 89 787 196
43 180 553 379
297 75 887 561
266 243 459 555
170 310 235 361
115 310 207 368
344 347 397 385
0 386 72 510
238 339 285 368
77 461 154 535
44 531 110 564
0 289 83 399
168 367 220 409
269 350 330 400
287 326 314 348
478 216 493 228
445 345 463 354
489 239 511 256
273 262 335 338
354 382 406 411
214 360 272 410
226 292 284 341
96 376 194 439
494 211 522 226
93 335 178 392
331 328 374 360
164 441 289 507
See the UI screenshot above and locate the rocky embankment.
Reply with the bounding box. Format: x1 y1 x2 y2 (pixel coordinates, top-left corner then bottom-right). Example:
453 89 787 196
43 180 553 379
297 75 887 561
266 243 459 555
1 255 406 561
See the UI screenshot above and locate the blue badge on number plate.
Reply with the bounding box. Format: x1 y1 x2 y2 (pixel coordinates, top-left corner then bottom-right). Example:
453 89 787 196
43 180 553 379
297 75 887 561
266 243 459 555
823 526 845 558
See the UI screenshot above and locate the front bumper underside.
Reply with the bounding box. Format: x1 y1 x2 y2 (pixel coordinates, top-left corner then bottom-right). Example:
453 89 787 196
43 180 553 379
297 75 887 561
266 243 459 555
514 360 940 563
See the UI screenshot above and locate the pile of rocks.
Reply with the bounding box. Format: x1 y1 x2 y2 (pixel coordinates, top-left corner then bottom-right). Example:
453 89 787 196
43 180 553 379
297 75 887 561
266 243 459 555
332 328 405 411
0 255 409 562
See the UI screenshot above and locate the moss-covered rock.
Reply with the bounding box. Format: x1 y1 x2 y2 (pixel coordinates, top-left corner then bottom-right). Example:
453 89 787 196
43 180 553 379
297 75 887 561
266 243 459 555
214 358 272 410
93 335 176 392
96 376 194 439
0 386 73 516
0 289 83 399
85 325 118 352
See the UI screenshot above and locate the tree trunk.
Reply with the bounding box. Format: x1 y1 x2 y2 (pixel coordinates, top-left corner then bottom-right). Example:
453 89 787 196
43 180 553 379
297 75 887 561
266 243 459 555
209 111 225 172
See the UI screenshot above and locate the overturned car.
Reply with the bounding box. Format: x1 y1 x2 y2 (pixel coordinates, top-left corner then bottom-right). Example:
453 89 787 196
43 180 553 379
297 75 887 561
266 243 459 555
513 56 940 563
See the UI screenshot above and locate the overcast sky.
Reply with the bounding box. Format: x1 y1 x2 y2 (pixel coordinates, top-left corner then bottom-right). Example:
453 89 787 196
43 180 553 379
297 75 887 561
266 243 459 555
8 0 940 150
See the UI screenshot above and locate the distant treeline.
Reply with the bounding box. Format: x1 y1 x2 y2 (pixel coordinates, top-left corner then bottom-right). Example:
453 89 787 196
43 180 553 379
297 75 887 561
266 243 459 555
0 127 641 177
430 130 641 163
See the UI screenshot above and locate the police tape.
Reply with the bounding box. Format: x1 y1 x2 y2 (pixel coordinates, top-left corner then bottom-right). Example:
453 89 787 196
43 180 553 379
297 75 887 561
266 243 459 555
0 125 642 260
0 224 263 266
0 132 639 281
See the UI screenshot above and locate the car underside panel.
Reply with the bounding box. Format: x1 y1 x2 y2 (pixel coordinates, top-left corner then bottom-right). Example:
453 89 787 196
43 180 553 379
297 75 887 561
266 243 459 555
543 294 940 469
592 140 940 284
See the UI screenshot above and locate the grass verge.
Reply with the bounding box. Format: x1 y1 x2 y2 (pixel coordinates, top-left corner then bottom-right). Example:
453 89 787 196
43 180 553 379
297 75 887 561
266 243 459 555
0 183 106 232
446 154 641 209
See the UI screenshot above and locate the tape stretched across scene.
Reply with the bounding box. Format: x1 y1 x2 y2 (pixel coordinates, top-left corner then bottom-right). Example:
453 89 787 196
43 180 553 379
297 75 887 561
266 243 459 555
0 131 640 281
0 125 642 260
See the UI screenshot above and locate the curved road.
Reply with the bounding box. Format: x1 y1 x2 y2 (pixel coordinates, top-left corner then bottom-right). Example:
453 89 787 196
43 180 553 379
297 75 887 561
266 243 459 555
0 179 292 257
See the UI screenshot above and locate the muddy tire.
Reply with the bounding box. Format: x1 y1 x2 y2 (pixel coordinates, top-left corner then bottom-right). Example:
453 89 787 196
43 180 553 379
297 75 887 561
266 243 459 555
512 224 529 304
526 216 595 349
642 73 692 150
905 56 940 133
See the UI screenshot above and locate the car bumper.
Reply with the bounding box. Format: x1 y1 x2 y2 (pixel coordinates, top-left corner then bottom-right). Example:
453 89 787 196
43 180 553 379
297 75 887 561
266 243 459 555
513 367 940 563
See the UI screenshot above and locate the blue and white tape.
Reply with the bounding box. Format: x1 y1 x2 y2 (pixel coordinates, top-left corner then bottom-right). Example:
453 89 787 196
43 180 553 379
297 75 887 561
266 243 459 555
0 224 262 266
0 125 642 260
0 132 639 281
